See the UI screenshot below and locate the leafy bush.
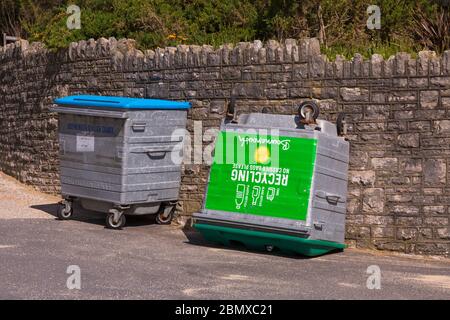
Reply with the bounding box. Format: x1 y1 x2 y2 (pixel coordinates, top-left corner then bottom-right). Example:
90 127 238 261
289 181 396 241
413 2 450 54
0 0 448 57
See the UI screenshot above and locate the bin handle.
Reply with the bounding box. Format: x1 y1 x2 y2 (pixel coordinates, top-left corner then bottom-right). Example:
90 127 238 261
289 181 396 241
147 151 168 158
130 144 179 153
315 190 344 205
132 123 146 132
143 147 172 153
134 147 172 159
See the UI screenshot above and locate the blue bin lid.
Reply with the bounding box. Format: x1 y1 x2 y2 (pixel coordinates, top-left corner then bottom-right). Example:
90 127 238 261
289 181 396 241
54 95 191 110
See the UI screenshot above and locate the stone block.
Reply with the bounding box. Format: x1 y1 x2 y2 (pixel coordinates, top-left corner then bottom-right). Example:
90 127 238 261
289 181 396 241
371 158 398 170
420 90 439 109
340 87 369 102
423 159 446 186
349 170 376 186
397 133 420 148
362 188 385 214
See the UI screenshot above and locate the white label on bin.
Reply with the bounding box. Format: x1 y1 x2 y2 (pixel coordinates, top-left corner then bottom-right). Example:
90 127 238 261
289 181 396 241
76 135 95 152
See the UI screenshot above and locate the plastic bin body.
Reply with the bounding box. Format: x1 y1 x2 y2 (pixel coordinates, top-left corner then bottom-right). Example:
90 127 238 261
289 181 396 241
52 95 191 214
193 113 349 256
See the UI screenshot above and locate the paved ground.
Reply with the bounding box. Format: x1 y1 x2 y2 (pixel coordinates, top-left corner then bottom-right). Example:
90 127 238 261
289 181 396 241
1 172 450 299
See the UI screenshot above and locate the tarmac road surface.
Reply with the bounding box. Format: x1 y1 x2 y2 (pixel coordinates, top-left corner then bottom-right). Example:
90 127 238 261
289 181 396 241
0 172 449 299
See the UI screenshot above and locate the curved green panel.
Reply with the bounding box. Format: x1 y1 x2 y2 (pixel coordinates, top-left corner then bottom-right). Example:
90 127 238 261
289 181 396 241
194 223 345 257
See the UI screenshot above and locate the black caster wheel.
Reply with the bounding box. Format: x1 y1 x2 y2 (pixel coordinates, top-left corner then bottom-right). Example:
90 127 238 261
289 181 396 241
225 96 237 123
298 101 320 122
57 203 73 220
336 112 346 136
155 205 175 225
106 212 126 230
227 96 236 115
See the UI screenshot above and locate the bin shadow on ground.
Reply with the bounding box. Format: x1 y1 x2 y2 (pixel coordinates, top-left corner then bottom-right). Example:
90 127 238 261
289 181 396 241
180 221 329 260
30 202 160 228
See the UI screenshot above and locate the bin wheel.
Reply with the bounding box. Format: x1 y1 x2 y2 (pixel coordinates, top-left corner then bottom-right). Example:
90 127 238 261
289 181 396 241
156 205 175 225
336 112 346 136
57 203 73 220
225 96 237 123
298 101 320 122
227 96 236 115
106 212 126 230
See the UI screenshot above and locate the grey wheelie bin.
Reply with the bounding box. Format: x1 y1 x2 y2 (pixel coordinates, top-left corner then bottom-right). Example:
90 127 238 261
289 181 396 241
193 101 350 256
52 95 191 229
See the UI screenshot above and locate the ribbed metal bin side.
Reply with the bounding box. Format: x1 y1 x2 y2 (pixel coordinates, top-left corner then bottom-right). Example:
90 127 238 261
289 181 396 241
307 133 349 244
57 108 187 205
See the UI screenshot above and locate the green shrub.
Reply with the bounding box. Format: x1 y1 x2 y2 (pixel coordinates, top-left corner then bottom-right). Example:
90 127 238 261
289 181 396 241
0 0 447 57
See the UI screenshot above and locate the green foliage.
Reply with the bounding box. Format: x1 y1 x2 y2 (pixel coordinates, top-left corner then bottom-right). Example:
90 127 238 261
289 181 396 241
0 0 448 57
321 42 418 61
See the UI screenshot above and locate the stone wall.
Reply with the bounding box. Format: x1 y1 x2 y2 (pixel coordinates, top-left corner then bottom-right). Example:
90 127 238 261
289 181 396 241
1 38 449 256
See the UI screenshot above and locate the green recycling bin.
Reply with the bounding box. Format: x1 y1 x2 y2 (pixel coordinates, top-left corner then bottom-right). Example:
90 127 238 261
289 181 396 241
193 102 349 256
